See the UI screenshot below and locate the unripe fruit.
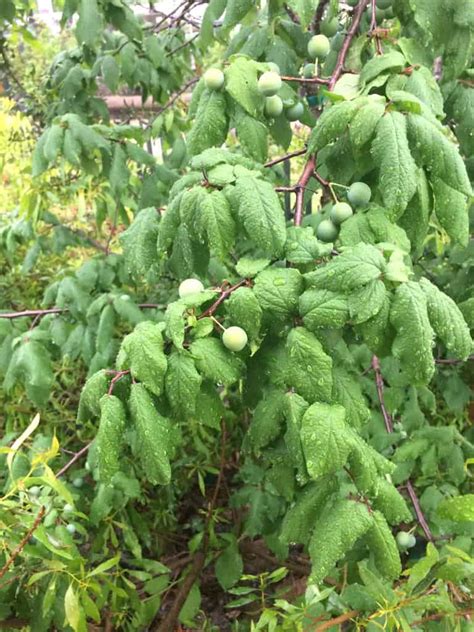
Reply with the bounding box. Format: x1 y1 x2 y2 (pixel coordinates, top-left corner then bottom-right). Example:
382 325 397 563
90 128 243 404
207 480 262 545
347 182 372 207
29 486 41 496
317 219 339 242
303 63 316 78
264 95 284 117
332 32 345 52
258 71 282 96
222 326 248 352
376 0 392 8
63 503 74 514
396 531 416 549
307 34 331 59
204 68 225 90
72 477 83 488
267 62 280 74
178 278 204 298
285 102 305 122
66 523 76 535
330 202 353 225
320 17 339 37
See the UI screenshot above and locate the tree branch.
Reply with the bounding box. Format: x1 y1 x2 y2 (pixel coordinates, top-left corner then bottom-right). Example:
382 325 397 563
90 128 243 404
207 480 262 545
294 155 316 226
264 148 307 168
0 506 45 581
199 279 250 318
315 609 359 631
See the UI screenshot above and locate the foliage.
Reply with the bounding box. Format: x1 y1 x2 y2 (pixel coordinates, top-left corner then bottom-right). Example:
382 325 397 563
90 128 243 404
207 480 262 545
0 0 473 629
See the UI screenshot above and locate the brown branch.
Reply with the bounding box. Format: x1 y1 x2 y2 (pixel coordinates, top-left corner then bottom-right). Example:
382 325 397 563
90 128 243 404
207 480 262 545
199 280 250 318
315 609 359 631
156 77 199 115
56 442 92 479
328 0 369 91
107 370 130 396
405 481 434 543
294 155 316 226
412 608 474 626
369 0 383 55
264 148 307 168
435 355 474 365
312 0 330 33
0 308 66 320
281 75 329 85
0 506 45 580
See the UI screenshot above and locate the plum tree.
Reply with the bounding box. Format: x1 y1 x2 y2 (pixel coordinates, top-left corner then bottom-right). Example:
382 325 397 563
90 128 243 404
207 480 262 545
307 34 331 59
330 202 353 225
320 18 339 37
264 95 284 117
222 326 248 352
347 182 372 207
317 219 339 242
204 68 225 90
285 102 304 121
178 278 204 298
258 71 282 96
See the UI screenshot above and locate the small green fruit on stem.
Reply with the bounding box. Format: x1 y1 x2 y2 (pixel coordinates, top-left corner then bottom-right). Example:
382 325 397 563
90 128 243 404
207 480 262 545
330 202 353 225
265 95 284 117
178 278 204 298
307 34 331 59
203 68 225 90
222 326 248 352
285 102 305 122
396 531 416 549
347 182 372 207
258 71 282 96
317 219 339 242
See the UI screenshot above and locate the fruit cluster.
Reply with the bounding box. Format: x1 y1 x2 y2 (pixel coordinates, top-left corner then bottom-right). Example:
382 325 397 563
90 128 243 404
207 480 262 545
317 182 372 242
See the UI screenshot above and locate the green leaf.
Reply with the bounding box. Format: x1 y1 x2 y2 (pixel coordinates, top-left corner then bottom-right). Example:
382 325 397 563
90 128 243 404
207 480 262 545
390 282 435 385
200 0 227 47
129 383 172 485
285 226 332 264
101 55 120 92
309 499 373 583
356 295 393 357
96 304 115 355
419 279 472 359
215 538 243 589
76 0 102 46
120 208 160 277
222 0 254 29
299 289 349 330
118 322 167 396
372 479 412 525
301 402 353 479
331 367 370 430
398 168 431 255
348 280 386 325
190 338 243 385
283 392 309 484
96 395 126 484
43 125 64 164
165 352 202 418
233 175 287 256
77 369 109 421
254 267 303 322
305 244 386 292
235 108 268 163
360 51 406 85
224 56 261 117
339 207 410 252
248 390 286 450
64 583 81 632
198 190 236 258
371 111 417 218
6 341 54 406
437 495 474 522
349 99 385 148
307 100 360 153
235 257 270 278
225 287 262 340
431 177 469 247
187 89 228 156
286 328 333 403
286 0 317 29
280 479 337 546
365 511 401 580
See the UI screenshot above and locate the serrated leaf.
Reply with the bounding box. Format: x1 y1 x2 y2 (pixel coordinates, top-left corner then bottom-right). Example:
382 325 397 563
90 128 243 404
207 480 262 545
198 190 236 258
165 352 202 418
254 267 303 322
225 287 262 340
118 322 167 396
222 0 254 29
64 584 81 632
200 0 226 47
360 51 406 85
308 100 360 153
235 257 270 278
372 479 412 524
431 177 469 247
398 168 431 255
5 341 54 407
331 367 370 430
96 395 126 484
365 511 401 580
371 111 417 218
348 280 386 324
224 56 261 117
248 390 286 450
190 338 243 385
77 370 109 421
390 282 435 385
235 108 268 163
286 328 333 403
305 244 386 292
419 279 472 359
299 289 349 330
120 208 160 277
339 207 411 252
233 175 286 256
349 100 385 148
129 383 172 485
301 402 354 479
285 226 332 264
437 495 474 522
187 89 228 156
309 499 373 583
215 538 243 589
283 392 309 484
76 0 102 46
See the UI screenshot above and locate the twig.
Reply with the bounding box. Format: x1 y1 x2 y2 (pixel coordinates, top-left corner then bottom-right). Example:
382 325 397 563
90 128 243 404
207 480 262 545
369 0 383 55
0 308 65 320
56 442 92 478
294 155 316 226
315 609 359 631
156 77 199 115
281 75 329 85
411 609 474 626
199 280 250 318
405 481 434 543
0 506 45 580
166 32 199 57
312 0 330 33
264 148 307 168
107 369 130 396
328 0 369 91
435 355 474 365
